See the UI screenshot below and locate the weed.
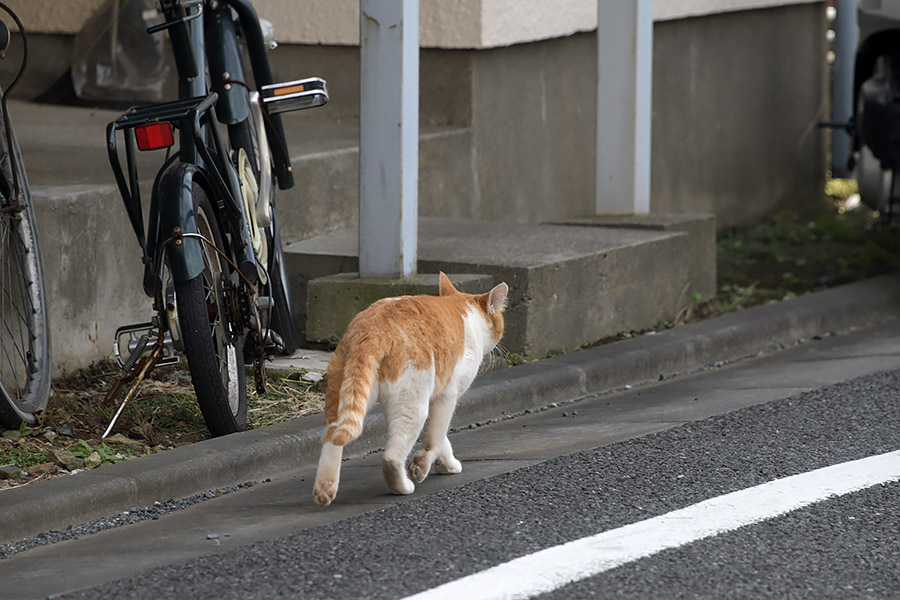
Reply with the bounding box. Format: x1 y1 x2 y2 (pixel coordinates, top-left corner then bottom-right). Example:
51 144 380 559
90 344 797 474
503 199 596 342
69 440 125 464
502 352 537 366
0 447 48 469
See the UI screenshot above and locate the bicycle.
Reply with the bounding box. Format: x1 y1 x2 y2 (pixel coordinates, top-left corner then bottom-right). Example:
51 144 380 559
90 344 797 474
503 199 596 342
103 0 327 437
0 3 52 430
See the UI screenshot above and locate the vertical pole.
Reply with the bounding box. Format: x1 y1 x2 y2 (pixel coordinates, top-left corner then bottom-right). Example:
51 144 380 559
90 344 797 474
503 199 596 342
596 0 653 215
359 0 419 278
831 0 858 178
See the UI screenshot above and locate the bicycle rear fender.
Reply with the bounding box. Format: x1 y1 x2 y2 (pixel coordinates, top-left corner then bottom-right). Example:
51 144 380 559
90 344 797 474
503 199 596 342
155 162 208 286
206 5 250 126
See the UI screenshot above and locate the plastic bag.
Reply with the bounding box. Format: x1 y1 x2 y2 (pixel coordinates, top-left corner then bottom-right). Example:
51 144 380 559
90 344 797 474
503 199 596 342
71 0 171 103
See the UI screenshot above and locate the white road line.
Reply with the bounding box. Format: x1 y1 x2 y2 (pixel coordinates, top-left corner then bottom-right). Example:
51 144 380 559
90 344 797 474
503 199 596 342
402 449 900 600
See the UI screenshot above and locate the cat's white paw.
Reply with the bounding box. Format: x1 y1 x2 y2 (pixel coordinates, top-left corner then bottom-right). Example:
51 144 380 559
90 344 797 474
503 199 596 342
434 455 462 474
408 451 432 483
313 479 337 506
384 460 416 495
387 477 415 495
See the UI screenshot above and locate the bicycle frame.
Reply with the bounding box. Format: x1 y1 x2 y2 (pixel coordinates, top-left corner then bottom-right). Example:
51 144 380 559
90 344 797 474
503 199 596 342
103 0 327 436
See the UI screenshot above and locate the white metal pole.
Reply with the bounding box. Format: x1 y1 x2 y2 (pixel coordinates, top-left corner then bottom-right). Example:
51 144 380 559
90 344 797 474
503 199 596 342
596 0 653 215
359 0 419 278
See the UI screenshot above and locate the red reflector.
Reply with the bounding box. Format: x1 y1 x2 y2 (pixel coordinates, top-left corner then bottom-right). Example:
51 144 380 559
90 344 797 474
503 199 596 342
135 122 175 151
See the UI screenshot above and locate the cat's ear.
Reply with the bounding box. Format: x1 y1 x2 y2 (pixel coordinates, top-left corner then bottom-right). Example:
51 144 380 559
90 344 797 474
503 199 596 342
488 282 508 315
439 272 459 296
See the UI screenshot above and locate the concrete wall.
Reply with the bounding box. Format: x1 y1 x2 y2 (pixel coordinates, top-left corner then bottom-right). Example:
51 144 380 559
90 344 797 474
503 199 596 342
263 2 827 233
4 0 820 46
651 5 827 228
465 2 827 229
3 0 826 233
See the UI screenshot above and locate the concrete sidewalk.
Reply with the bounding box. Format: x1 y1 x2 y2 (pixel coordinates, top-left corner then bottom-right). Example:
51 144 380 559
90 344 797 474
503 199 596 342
2 273 900 545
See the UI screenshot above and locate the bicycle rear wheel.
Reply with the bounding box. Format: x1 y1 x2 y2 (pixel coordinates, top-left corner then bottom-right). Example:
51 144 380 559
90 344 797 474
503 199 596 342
173 183 247 436
0 130 50 428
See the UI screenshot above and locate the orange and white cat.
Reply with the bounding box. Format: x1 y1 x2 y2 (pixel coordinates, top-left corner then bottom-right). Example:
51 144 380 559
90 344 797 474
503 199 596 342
313 272 508 506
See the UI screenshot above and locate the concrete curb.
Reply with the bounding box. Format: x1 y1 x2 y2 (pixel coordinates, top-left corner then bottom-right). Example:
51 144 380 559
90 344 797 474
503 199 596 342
3 273 900 544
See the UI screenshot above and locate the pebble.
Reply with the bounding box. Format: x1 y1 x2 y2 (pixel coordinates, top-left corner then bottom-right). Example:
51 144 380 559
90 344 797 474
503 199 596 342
0 464 22 480
27 463 59 477
302 371 324 383
84 452 103 470
46 449 77 468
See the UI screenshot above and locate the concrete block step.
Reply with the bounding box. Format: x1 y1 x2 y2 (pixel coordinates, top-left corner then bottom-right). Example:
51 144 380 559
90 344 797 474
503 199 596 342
555 213 716 300
306 272 495 345
285 218 696 357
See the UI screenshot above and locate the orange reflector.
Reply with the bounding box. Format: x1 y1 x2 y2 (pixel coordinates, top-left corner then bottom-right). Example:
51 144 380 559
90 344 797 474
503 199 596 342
135 122 175 151
273 84 306 96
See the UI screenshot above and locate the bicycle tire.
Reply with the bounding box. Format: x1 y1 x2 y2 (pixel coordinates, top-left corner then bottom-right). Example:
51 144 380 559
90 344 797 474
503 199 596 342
229 117 300 354
173 183 247 436
0 114 50 429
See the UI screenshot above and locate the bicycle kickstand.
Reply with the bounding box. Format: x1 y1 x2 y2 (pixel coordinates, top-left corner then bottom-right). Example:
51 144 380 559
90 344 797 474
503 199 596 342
100 340 166 439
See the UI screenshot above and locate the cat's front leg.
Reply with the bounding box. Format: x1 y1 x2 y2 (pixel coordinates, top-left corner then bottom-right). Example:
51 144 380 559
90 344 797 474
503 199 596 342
382 388 428 495
433 437 462 474
409 437 461 481
409 391 461 482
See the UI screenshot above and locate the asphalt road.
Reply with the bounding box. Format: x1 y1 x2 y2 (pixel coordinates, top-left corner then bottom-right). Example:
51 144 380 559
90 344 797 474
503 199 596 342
4 317 900 599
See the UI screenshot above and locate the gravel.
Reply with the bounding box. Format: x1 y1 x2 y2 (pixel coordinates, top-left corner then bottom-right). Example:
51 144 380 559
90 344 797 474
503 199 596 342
0 481 257 560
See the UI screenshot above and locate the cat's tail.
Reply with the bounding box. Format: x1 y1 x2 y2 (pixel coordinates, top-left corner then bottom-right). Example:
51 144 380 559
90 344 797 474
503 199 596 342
323 345 380 447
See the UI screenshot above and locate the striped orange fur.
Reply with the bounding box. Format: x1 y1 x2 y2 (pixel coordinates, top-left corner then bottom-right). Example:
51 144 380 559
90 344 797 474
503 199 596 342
313 272 508 506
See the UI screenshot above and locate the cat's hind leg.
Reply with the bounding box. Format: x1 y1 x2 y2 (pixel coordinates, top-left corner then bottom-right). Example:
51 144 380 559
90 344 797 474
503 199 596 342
409 391 461 482
313 441 344 506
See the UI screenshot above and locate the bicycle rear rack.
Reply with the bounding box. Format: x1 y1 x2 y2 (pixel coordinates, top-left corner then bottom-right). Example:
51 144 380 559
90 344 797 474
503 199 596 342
107 94 237 269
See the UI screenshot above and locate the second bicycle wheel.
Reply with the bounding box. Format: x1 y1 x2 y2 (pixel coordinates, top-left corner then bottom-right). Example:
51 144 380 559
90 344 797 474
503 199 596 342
173 183 247 436
0 113 50 429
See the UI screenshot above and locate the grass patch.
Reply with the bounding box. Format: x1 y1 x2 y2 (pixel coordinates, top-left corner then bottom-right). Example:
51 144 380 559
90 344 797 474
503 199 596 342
248 371 326 428
711 190 900 314
1 361 325 488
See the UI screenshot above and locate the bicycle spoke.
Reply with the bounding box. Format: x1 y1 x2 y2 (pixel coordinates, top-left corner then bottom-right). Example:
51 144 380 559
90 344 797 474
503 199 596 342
0 210 39 404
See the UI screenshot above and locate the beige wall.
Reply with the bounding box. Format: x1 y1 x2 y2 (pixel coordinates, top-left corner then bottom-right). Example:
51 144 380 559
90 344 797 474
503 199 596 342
8 0 822 47
3 0 105 34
